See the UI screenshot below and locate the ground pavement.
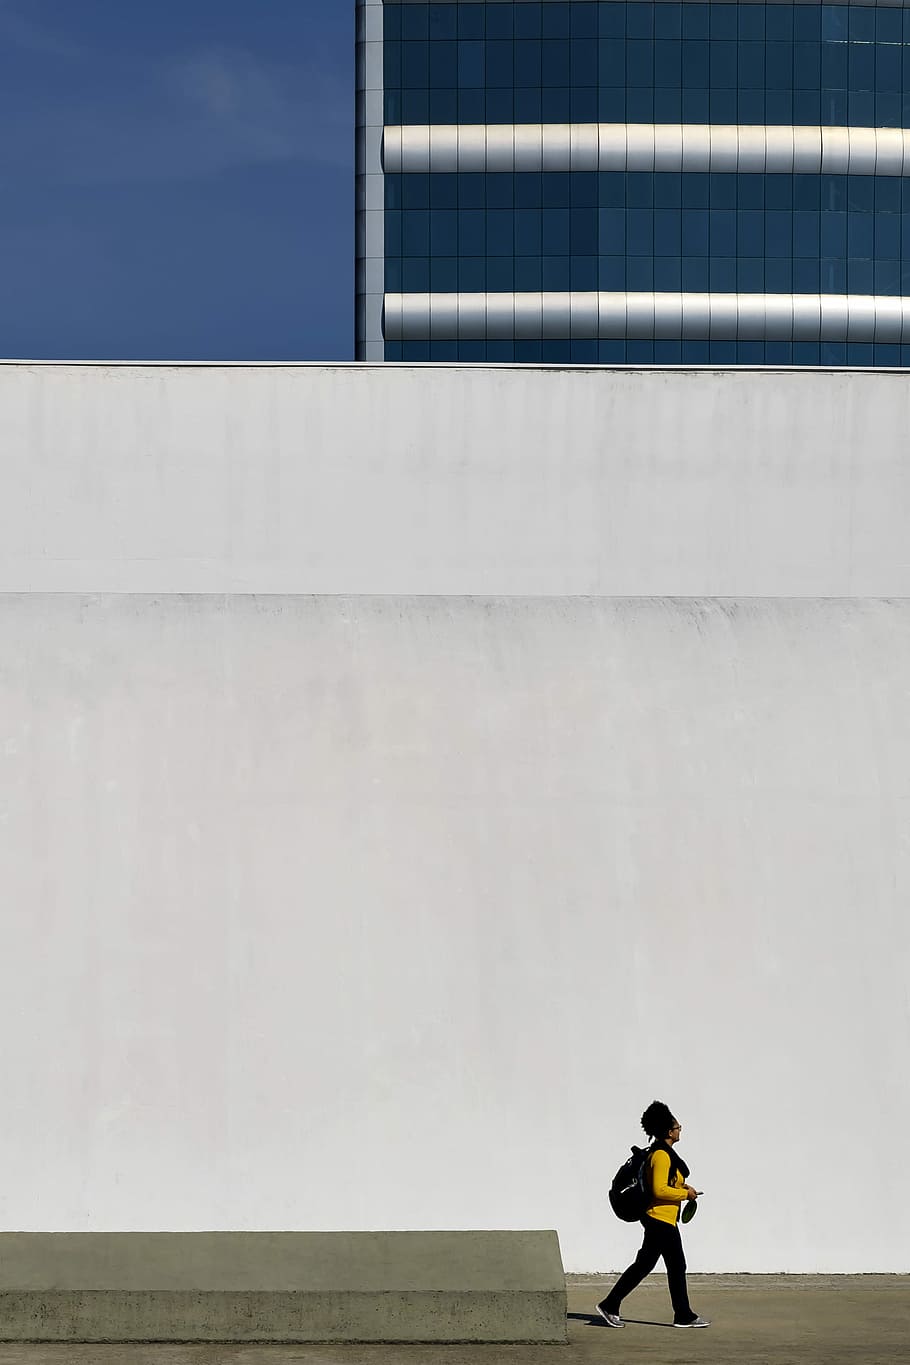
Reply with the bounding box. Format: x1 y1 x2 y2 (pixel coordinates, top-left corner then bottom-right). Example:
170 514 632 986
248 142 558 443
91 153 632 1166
0 1275 905 1365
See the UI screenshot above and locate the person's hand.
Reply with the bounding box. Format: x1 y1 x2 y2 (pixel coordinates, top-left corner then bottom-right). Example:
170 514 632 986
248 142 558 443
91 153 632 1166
685 1187 701 1200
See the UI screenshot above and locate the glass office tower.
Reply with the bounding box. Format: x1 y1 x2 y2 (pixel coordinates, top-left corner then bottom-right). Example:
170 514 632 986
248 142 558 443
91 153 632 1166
356 0 910 364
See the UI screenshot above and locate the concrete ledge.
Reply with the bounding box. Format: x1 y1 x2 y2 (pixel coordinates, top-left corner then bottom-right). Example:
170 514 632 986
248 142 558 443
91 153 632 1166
0 1232 567 1343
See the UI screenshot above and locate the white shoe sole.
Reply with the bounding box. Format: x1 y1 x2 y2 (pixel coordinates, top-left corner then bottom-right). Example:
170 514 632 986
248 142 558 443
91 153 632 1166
595 1308 625 1328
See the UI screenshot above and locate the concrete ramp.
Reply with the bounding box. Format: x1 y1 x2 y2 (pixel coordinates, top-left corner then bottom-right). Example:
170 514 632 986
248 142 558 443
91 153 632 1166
0 1231 567 1343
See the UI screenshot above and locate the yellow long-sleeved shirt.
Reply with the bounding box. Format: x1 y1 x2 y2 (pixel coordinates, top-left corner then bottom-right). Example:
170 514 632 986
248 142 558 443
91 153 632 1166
645 1148 689 1226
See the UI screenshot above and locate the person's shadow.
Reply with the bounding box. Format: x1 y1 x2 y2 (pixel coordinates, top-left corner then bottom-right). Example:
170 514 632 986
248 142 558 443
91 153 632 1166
567 1312 674 1329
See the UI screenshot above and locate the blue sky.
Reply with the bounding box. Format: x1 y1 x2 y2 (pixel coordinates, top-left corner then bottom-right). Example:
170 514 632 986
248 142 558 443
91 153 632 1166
0 0 353 360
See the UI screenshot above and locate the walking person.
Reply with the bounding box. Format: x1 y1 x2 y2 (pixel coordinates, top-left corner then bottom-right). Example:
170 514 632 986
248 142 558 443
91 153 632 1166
596 1101 710 1329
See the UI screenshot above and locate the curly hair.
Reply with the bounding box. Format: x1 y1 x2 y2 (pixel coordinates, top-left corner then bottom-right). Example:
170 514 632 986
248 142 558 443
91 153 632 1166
641 1100 677 1141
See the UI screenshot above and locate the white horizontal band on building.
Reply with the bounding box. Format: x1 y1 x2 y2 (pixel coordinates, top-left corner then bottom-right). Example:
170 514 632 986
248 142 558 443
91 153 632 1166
384 292 910 343
384 123 910 177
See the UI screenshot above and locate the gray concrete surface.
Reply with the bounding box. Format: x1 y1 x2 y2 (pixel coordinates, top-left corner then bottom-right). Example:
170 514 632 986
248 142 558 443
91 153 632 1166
0 1278 904 1364
0 1233 565 1344
3 593 909 1272
4 362 910 597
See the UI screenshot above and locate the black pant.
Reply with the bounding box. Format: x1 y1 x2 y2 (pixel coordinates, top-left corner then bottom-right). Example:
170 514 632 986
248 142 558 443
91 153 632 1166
601 1217 695 1324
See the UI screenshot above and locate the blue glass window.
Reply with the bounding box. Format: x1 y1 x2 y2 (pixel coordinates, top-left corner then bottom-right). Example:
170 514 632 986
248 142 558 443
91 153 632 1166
711 5 737 42
765 42 792 91
709 259 742 294
820 212 847 259
571 255 598 289
876 216 901 259
542 39 571 86
486 5 513 40
765 259 792 292
877 8 903 44
682 4 710 42
766 6 794 42
514 3 541 40
599 210 626 254
377 0 910 368
429 42 457 88
875 259 901 294
400 7 428 42
793 258 819 291
737 210 764 258
459 210 485 256
487 209 514 256
514 40 541 86
655 209 681 257
655 256 682 290
599 257 626 290
515 175 543 211
571 87 598 120
848 6 876 43
542 172 570 209
541 87 571 120
431 209 458 257
542 2 570 40
849 213 875 259
739 42 765 90
431 257 458 291
682 40 709 88
487 257 514 289
543 257 571 289
711 210 737 257
571 210 598 254
402 90 429 123
430 174 458 211
628 174 654 209
571 3 598 41
737 258 764 291
571 39 598 86
626 208 654 256
402 210 430 256
793 211 820 259
680 256 708 289
429 5 457 41
401 42 428 89
487 175 513 210
402 257 430 291
458 41 485 88
459 258 485 291
543 207 570 255
457 6 484 40
627 40 653 87
515 256 542 289
654 41 681 86
655 174 682 209
821 42 847 91
681 209 709 257
627 257 654 288
653 83 681 117
876 180 901 216
820 6 848 44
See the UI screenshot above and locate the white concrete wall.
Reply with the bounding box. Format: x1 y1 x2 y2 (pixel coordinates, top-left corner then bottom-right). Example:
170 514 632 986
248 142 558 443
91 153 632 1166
2 361 910 596
2 592 908 1272
1 364 908 1272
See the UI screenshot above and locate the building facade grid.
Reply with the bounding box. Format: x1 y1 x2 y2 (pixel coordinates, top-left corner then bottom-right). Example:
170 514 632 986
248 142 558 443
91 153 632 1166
357 0 910 366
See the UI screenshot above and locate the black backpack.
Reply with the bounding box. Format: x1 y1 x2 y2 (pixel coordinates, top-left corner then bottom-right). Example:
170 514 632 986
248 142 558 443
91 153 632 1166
609 1143 653 1222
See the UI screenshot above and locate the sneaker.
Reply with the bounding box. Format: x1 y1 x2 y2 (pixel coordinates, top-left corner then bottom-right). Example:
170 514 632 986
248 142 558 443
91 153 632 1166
595 1305 625 1328
674 1316 710 1328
